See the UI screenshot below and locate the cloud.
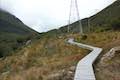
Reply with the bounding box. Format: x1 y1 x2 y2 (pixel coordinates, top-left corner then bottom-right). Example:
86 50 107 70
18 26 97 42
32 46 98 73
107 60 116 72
0 0 116 32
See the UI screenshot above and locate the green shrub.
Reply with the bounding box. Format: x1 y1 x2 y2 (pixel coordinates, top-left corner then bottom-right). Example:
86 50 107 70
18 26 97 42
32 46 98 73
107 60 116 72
110 18 120 30
0 43 13 57
81 34 87 40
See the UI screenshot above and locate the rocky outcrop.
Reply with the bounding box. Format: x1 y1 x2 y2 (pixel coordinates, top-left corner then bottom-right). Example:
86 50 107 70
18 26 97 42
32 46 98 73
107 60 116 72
95 46 120 80
100 46 120 66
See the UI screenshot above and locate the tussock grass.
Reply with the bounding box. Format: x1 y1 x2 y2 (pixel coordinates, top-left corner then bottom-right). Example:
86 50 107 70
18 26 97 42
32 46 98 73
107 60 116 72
75 31 120 80
0 31 120 80
0 34 88 80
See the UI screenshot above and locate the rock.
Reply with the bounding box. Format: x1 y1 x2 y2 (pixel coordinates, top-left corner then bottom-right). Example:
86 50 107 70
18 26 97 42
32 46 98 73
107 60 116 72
96 68 100 72
70 66 76 71
2 71 10 76
58 36 62 39
100 46 120 65
47 72 64 80
46 66 75 80
26 40 31 45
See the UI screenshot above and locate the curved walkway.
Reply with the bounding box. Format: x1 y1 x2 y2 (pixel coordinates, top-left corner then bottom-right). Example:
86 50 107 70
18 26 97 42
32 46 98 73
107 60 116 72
68 38 102 80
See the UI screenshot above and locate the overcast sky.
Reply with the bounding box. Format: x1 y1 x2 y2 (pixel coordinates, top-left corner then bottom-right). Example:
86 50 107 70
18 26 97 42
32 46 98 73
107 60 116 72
0 0 116 32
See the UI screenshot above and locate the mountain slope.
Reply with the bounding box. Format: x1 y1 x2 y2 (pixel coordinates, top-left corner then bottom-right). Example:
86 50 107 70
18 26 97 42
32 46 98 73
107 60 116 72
0 10 38 57
0 9 37 34
53 0 120 33
0 1 120 80
90 0 120 31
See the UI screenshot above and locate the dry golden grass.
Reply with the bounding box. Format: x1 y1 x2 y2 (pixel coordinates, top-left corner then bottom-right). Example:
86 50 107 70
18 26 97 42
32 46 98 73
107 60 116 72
0 31 120 80
76 31 120 50
74 31 120 80
75 31 120 80
0 34 88 80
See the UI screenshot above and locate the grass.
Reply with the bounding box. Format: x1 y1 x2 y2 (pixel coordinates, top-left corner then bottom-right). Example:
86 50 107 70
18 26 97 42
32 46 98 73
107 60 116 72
0 10 39 57
0 34 89 80
75 31 120 80
0 31 120 80
0 1 119 79
0 32 35 57
75 31 120 48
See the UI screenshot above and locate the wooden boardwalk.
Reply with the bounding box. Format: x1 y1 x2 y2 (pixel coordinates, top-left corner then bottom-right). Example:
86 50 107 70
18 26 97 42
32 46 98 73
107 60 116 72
68 38 102 80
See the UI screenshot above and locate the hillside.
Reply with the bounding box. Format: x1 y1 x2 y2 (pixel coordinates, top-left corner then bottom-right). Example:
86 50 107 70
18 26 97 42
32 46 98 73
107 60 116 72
0 34 90 80
0 9 37 34
0 0 120 80
53 0 120 33
0 10 38 57
90 0 120 31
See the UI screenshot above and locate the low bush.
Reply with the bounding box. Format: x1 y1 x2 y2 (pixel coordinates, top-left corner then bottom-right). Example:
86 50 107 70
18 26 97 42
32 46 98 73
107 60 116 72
110 18 120 30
